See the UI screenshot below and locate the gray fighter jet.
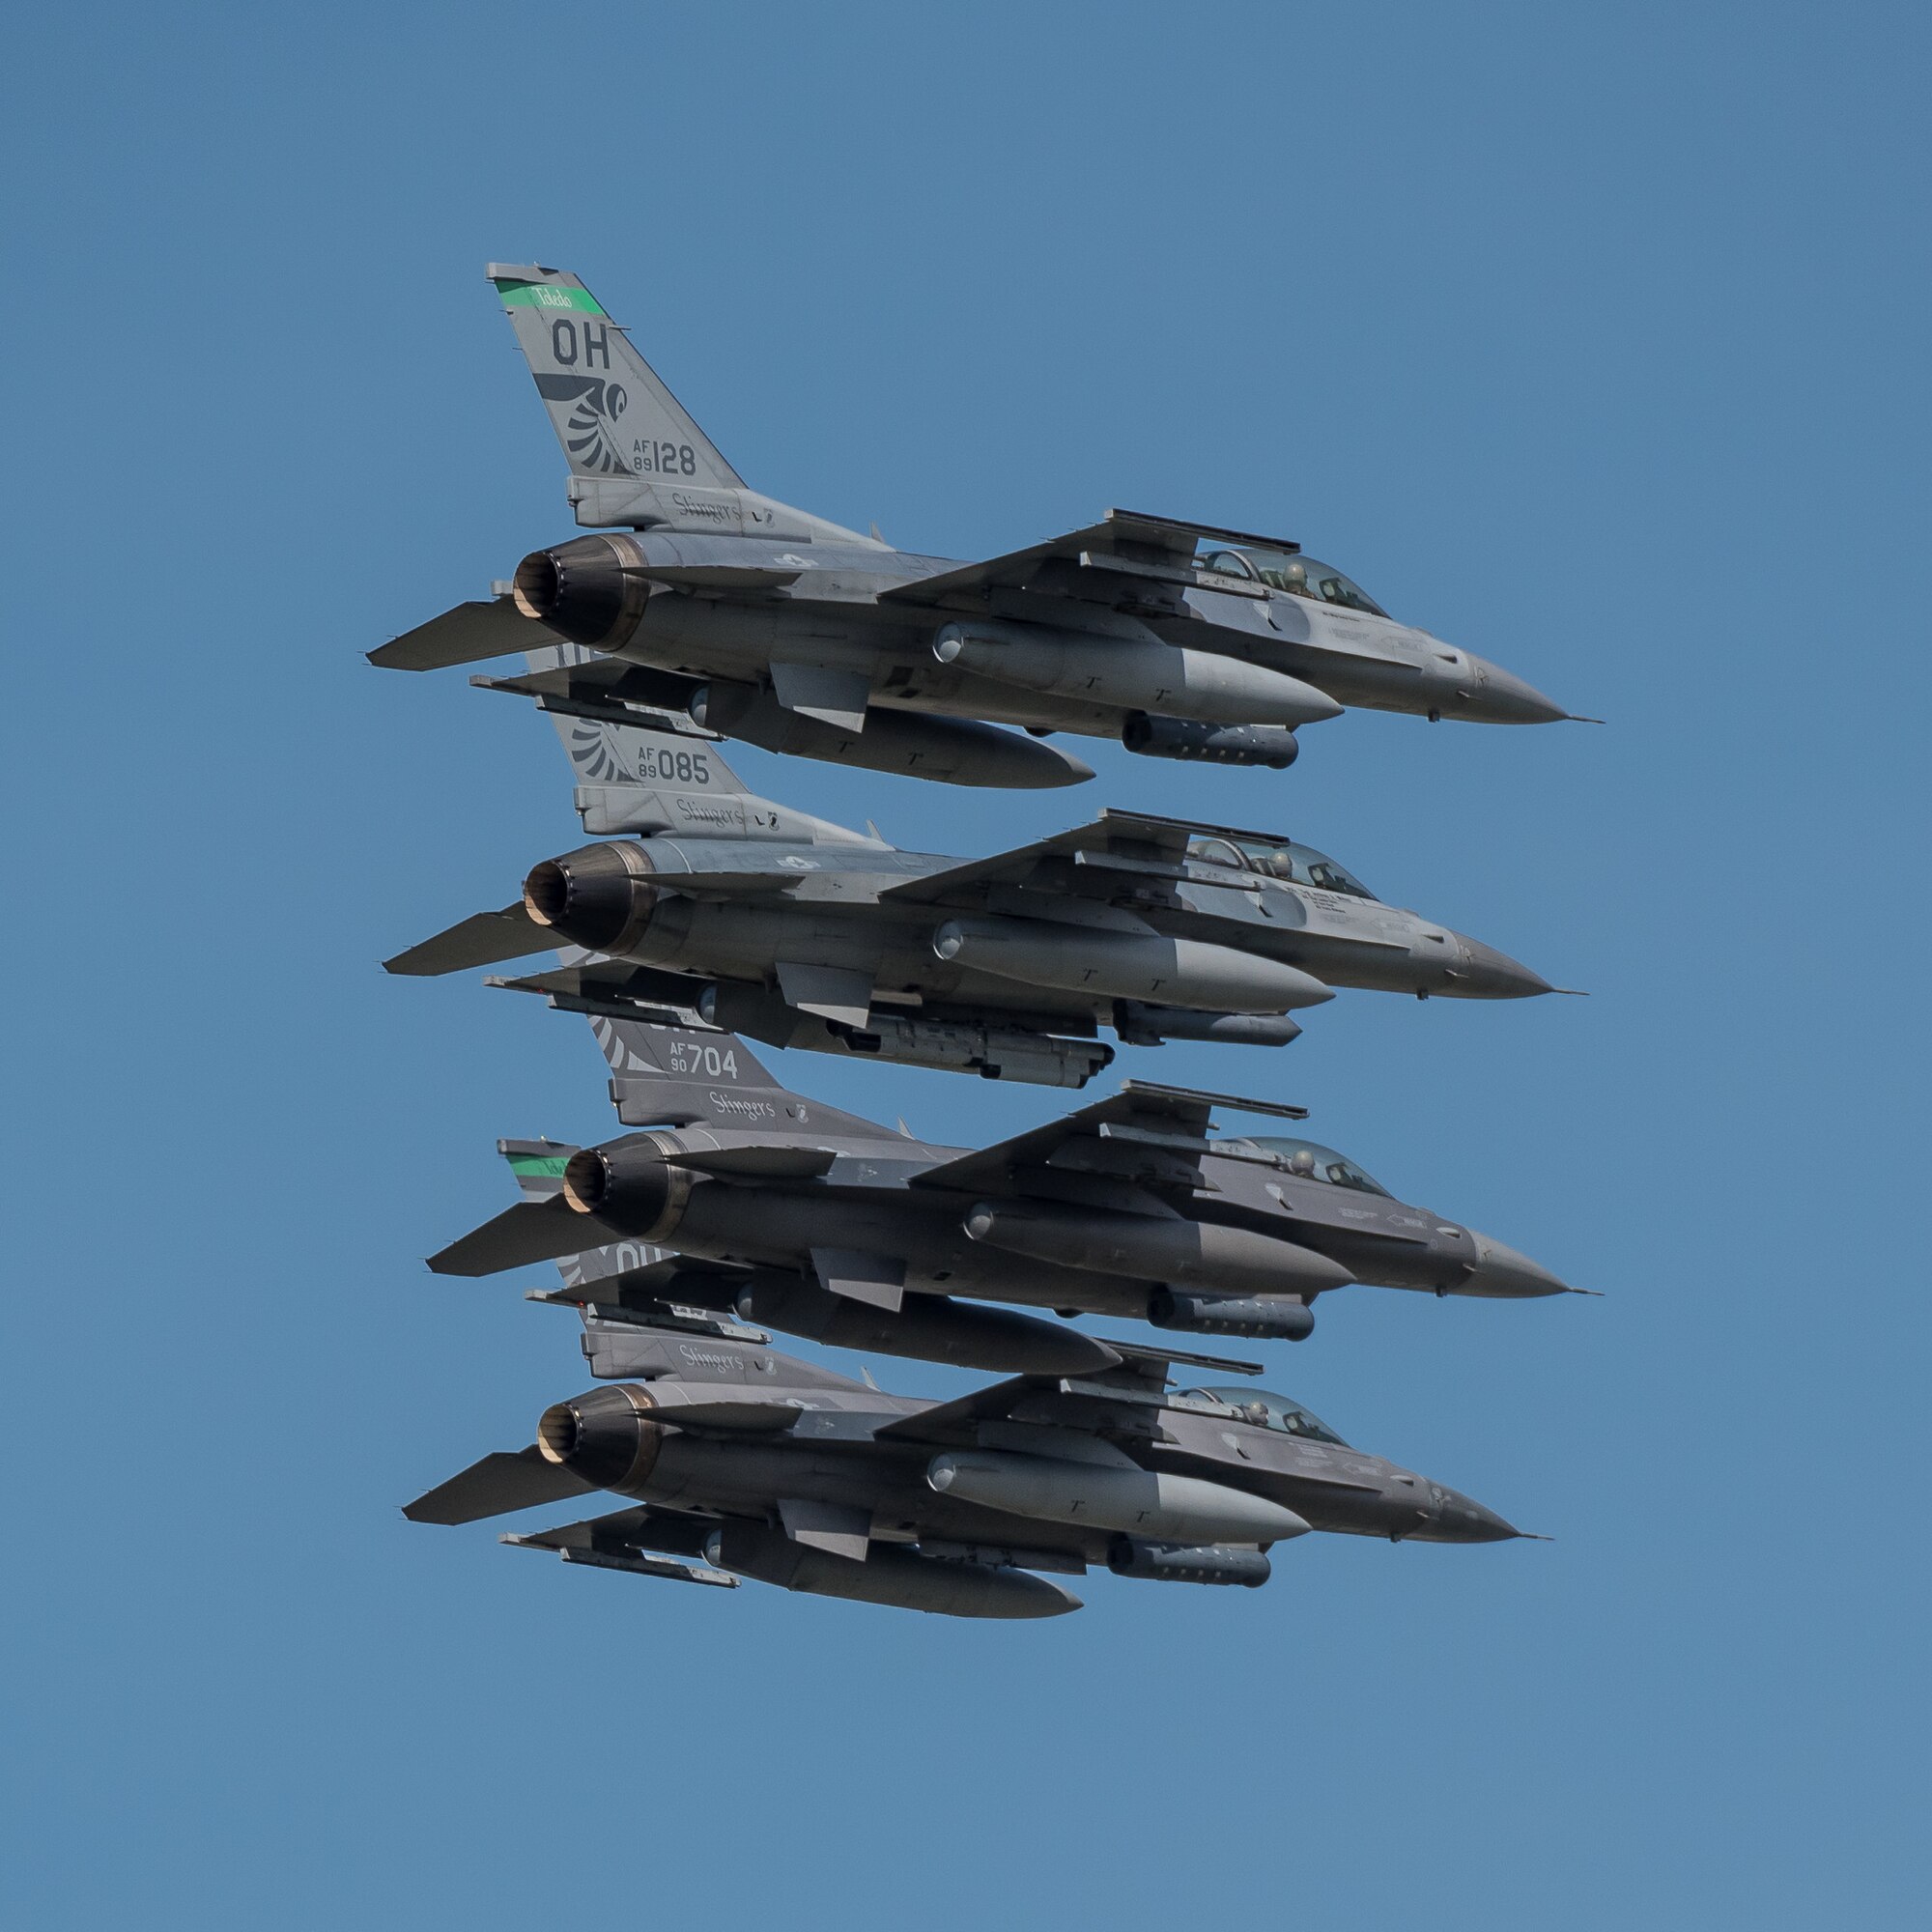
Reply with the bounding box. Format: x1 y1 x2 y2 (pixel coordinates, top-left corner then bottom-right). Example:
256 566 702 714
369 263 1583 789
406 1315 1529 1618
429 1011 1578 1359
388 681 1563 1089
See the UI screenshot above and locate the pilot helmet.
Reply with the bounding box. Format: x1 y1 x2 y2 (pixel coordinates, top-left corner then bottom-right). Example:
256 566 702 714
1279 558 1308 593
1287 1148 1317 1176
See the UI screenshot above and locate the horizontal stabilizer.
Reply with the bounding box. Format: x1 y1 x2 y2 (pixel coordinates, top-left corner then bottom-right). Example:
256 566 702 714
430 1197 620 1276
404 1446 598 1524
371 598 557 671
385 903 544 977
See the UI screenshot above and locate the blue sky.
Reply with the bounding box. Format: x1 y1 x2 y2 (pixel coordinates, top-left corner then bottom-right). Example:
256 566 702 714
2 4 1926 1925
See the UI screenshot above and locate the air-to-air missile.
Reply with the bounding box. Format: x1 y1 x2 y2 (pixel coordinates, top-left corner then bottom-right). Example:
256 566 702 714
427 1012 1579 1366
369 264 1586 789
386 677 1565 1090
405 1315 1531 1619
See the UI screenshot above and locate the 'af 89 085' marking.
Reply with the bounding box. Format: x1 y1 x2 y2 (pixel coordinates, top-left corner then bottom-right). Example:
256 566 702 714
635 747 712 785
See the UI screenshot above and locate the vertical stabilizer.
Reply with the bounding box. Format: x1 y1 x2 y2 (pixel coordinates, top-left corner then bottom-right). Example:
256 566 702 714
587 1011 894 1140
488 264 743 489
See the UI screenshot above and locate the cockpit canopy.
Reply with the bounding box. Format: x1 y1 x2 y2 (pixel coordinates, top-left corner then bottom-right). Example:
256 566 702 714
1200 546 1388 618
1232 1136 1392 1197
1183 834 1379 902
1180 1385 1349 1445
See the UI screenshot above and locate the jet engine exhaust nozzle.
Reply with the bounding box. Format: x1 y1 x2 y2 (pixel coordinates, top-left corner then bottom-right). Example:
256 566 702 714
533 1385 664 1492
509 533 652 648
522 841 659 954
560 1140 691 1242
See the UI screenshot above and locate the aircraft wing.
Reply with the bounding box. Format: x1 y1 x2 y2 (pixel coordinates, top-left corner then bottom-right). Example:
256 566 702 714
908 1078 1306 1197
404 1445 599 1524
879 508 1292 612
875 1339 1263 1448
879 806 1289 907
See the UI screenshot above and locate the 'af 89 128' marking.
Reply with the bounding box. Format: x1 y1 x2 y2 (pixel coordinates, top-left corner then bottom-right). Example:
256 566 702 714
635 439 697 475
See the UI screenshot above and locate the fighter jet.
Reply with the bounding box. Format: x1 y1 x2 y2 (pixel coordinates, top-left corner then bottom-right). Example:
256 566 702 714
369 263 1584 789
405 1315 1530 1618
387 678 1563 1089
428 1011 1578 1358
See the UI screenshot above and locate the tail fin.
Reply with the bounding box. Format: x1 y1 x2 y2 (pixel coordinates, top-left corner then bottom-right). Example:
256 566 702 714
587 1012 893 1140
511 643 877 845
488 264 743 490
529 645 750 794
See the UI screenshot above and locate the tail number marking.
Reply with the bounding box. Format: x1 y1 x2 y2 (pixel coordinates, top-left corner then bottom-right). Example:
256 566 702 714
633 438 697 476
634 748 711 785
668 1041 741 1080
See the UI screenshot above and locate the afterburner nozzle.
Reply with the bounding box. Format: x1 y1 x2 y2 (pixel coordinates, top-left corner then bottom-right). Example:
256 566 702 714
533 1384 663 1493
560 1138 691 1241
509 533 652 648
522 841 658 953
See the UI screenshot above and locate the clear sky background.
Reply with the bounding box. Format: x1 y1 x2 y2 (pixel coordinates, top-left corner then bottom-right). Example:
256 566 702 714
3 4 1926 1925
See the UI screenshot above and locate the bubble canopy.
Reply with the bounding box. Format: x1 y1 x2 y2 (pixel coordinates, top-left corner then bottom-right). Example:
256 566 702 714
1179 1387 1350 1446
1216 1135 1392 1197
1184 834 1378 901
1200 546 1388 617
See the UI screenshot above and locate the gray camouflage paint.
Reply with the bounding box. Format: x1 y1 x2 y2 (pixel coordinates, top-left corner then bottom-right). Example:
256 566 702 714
369 264 1582 788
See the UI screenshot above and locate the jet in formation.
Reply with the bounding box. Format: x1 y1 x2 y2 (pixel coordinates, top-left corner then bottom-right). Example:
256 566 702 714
369 264 1585 790
429 1009 1577 1361
406 1315 1529 1619
387 668 1566 1089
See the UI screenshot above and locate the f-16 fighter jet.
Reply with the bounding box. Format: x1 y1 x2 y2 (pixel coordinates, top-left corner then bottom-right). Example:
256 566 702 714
369 264 1582 789
405 1315 1531 1618
388 683 1563 1089
430 1012 1577 1357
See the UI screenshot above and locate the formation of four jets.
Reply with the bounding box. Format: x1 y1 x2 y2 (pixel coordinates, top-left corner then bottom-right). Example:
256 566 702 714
386 264 1589 1618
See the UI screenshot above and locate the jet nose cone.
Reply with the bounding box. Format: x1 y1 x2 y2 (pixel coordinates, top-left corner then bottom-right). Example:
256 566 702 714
1447 934 1554 1000
1463 1230 1573 1299
1436 1488 1521 1542
1468 659 1573 724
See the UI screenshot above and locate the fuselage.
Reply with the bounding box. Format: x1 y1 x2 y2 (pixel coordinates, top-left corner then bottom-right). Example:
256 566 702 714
524 526 1569 739
555 1121 1566 1325
536 827 1552 1040
553 1374 1515 1551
